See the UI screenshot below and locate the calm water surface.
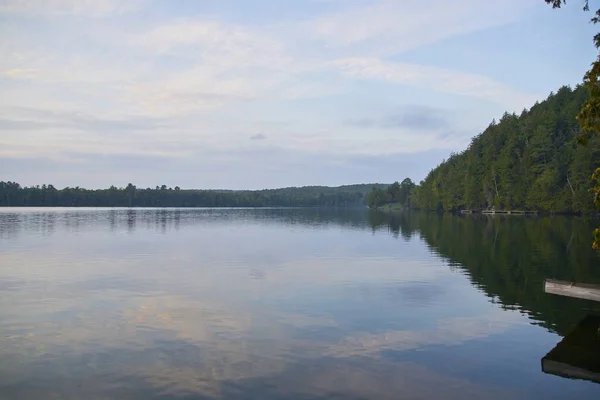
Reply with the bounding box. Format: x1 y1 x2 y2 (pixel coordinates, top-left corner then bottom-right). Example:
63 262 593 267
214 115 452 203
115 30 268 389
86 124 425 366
1 208 600 399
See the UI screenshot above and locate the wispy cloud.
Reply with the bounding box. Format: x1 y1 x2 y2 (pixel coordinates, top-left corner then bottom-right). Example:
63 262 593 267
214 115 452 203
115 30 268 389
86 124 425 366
0 106 171 131
0 0 144 17
305 0 532 56
0 0 576 187
331 58 537 109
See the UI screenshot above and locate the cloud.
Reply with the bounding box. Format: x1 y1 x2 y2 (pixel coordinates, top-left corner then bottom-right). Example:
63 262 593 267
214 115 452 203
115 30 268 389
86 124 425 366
3 68 37 79
348 106 450 131
132 20 286 62
305 0 531 56
0 146 450 189
331 58 537 109
250 133 267 141
384 106 449 130
0 106 172 132
0 0 551 187
121 20 339 115
0 0 144 17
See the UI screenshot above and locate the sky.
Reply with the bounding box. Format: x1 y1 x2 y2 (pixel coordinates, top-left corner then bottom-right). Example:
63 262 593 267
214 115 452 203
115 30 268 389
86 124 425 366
0 0 597 190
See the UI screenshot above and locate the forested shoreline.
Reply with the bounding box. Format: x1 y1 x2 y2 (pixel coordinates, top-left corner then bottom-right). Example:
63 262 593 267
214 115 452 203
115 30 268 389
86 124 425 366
0 182 385 208
369 85 600 214
414 85 599 213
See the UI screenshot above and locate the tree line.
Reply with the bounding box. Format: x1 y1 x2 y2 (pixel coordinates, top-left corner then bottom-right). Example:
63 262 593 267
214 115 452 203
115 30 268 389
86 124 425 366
369 85 600 214
0 182 387 208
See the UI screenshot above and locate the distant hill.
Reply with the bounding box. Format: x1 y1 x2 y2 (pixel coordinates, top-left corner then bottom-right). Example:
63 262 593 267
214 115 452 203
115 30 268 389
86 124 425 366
0 182 389 207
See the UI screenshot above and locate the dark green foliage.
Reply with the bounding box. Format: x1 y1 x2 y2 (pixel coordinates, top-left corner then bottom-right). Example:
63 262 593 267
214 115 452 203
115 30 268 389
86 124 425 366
367 178 415 209
412 86 600 213
0 182 387 208
367 187 389 208
398 178 416 206
545 0 590 11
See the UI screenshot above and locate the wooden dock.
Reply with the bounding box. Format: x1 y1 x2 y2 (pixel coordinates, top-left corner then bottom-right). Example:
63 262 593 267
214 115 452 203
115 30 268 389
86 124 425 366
481 209 537 215
544 279 600 302
458 209 538 215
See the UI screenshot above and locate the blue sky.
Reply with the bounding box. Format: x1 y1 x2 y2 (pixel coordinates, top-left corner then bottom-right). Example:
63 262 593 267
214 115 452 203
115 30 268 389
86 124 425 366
0 0 596 189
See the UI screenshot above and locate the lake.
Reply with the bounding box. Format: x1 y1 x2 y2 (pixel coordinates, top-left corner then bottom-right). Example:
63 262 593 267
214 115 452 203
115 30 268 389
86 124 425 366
1 208 600 399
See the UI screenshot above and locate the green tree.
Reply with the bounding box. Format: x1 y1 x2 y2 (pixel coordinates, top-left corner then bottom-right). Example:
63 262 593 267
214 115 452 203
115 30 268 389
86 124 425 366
126 183 136 207
398 178 416 207
545 0 600 246
368 187 388 208
387 181 401 202
0 182 385 208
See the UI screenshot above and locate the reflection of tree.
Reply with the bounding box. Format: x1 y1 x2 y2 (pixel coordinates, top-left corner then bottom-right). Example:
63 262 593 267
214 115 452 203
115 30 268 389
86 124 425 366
368 212 600 336
126 209 136 233
367 211 418 242
0 208 375 238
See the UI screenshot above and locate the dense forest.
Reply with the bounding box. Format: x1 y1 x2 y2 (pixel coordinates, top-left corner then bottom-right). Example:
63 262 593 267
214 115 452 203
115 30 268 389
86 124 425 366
0 182 385 208
410 85 599 213
367 178 416 209
367 85 600 213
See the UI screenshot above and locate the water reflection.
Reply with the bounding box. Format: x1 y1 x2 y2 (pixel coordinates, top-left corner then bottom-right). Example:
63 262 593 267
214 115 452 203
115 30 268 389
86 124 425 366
1 208 599 398
369 211 600 336
0 208 373 236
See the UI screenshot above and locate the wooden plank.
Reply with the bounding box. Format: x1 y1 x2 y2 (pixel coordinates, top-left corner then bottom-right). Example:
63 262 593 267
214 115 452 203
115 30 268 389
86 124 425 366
481 209 537 215
544 279 600 302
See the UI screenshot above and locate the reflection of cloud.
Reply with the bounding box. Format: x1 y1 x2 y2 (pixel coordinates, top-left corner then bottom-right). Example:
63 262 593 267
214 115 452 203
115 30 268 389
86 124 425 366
3 290 525 362
121 296 254 342
1 309 525 399
0 210 533 398
258 360 522 400
0 279 528 399
325 311 526 358
266 258 441 286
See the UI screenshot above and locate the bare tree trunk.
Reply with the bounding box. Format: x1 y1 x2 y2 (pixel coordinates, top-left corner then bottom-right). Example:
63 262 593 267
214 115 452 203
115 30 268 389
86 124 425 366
492 226 499 256
566 173 576 197
491 168 500 203
566 232 574 252
566 173 584 210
